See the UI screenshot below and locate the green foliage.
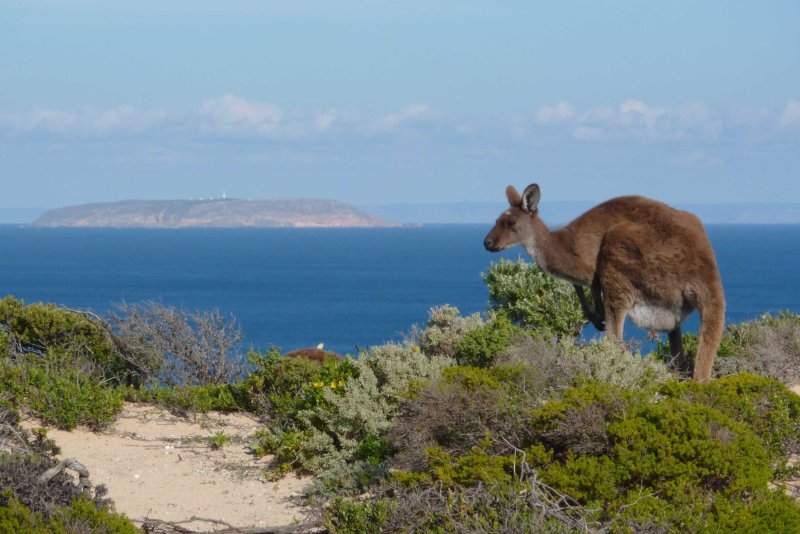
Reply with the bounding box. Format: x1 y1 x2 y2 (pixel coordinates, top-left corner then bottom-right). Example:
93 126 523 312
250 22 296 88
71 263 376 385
0 495 139 534
245 348 358 427
55 497 140 534
0 360 123 430
295 344 454 476
416 305 484 359
124 382 249 415
258 343 454 498
383 371 800 532
0 296 134 385
324 497 393 534
662 374 800 464
482 259 586 336
453 311 518 367
654 312 800 384
208 430 231 449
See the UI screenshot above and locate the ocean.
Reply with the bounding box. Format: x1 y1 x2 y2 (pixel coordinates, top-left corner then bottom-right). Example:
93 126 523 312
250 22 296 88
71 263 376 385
0 224 798 355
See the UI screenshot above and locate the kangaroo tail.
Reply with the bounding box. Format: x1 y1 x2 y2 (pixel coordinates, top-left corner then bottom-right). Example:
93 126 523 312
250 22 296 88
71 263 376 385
693 282 726 383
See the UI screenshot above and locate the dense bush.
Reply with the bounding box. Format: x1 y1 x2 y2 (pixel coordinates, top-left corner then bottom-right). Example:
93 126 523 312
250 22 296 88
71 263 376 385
454 311 519 367
124 382 250 416
252 343 454 495
0 493 140 534
415 305 484 359
0 296 134 385
0 400 136 533
482 259 587 337
347 372 800 533
0 359 124 431
654 312 800 385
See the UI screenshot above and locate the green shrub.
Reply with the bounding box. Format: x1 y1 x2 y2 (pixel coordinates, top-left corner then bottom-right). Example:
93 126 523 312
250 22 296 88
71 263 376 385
383 373 800 532
0 296 136 385
0 495 139 534
482 259 586 337
654 312 800 385
260 343 453 498
454 312 518 367
54 497 140 534
245 348 358 427
295 344 454 475
415 305 484 359
497 336 672 402
324 497 393 534
0 360 123 430
124 382 249 415
662 374 800 465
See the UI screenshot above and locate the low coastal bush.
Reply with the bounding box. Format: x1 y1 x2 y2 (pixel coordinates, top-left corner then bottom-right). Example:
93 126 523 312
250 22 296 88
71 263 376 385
482 259 587 337
328 373 800 532
654 311 800 384
123 382 250 416
0 359 124 431
252 343 454 494
414 305 484 359
0 402 137 534
0 296 134 385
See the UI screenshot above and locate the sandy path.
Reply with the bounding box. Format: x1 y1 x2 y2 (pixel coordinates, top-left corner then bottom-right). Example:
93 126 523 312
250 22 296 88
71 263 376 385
23 403 313 532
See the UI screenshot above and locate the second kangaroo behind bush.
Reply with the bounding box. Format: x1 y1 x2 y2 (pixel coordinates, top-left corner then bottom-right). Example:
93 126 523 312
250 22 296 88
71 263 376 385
484 183 725 383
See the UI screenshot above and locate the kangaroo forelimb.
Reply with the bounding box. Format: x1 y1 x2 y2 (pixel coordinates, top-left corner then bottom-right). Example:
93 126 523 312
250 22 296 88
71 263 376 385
574 284 606 331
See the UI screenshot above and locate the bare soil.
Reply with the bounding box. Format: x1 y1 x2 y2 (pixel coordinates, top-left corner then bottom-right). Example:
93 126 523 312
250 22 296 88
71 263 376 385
22 403 313 532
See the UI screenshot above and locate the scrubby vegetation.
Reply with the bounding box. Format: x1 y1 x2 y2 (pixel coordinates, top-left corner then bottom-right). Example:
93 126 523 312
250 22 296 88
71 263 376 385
0 401 138 533
1 259 800 532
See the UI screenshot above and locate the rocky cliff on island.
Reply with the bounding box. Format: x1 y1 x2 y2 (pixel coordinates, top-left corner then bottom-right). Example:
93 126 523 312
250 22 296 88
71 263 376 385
31 198 396 228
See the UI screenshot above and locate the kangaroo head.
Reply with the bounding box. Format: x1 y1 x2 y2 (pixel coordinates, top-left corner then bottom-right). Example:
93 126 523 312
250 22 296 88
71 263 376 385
484 183 541 252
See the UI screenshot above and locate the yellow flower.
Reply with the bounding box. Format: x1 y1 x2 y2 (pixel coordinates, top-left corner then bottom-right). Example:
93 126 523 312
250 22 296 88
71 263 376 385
413 346 420 353
337 379 346 388
330 380 338 389
313 381 324 388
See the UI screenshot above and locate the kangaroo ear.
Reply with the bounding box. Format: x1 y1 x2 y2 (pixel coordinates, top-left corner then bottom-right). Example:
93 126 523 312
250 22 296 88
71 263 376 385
522 183 541 212
505 185 522 207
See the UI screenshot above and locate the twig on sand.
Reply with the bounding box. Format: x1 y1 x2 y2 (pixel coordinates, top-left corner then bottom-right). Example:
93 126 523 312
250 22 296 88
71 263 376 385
135 515 322 534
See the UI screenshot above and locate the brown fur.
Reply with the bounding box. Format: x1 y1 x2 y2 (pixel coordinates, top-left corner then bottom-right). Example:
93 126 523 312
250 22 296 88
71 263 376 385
484 184 725 383
284 348 344 365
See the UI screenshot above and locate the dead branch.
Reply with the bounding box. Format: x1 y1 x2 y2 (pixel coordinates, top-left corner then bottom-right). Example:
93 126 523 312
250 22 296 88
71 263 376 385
37 457 93 497
136 515 322 534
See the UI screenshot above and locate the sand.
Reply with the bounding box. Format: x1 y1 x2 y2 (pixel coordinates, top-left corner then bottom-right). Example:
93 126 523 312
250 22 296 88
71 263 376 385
22 403 314 532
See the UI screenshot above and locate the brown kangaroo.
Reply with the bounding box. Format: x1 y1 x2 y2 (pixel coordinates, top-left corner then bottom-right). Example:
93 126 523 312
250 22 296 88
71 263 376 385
484 183 725 383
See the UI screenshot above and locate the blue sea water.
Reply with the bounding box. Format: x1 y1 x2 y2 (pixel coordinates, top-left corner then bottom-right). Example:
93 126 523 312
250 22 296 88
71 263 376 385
0 224 798 355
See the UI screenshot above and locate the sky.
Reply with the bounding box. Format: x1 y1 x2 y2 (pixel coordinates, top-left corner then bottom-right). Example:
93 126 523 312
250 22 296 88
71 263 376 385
1 1 799 209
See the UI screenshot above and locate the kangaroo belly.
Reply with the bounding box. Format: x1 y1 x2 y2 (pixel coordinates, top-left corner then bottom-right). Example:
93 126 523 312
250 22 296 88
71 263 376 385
628 302 688 332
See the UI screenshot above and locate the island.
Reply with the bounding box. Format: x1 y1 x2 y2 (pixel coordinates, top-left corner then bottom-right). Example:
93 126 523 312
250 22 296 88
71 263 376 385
31 198 398 228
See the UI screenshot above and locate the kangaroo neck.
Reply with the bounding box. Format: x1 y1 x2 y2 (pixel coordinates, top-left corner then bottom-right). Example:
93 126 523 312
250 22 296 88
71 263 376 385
522 215 556 271
522 215 588 285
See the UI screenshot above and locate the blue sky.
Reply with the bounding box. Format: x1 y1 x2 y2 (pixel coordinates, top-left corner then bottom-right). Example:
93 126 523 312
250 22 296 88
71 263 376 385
1 1 799 208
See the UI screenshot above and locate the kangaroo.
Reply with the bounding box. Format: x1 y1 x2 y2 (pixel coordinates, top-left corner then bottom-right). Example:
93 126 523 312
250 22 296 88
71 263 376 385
484 183 725 383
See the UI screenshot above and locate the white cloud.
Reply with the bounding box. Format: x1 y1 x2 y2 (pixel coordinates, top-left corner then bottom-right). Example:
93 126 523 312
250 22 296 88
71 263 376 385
197 95 283 135
670 150 722 168
314 110 337 131
533 99 725 142
535 101 575 124
572 126 603 141
779 100 800 129
0 105 166 136
376 104 430 131
90 106 167 134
